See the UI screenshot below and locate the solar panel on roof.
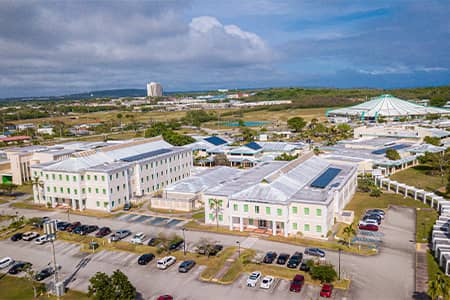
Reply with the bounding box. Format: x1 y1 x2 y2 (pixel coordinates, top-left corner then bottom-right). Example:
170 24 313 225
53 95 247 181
245 142 262 150
371 144 409 155
310 167 341 189
204 136 227 146
121 148 172 162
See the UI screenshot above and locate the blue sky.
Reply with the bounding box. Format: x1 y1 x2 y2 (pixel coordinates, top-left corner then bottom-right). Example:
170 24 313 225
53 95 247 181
0 0 449 97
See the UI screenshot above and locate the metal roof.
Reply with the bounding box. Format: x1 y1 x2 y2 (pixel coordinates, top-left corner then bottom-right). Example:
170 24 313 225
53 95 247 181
204 136 228 146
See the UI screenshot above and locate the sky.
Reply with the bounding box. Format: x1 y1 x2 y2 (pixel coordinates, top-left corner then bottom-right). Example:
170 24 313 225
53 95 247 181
1 0 449 98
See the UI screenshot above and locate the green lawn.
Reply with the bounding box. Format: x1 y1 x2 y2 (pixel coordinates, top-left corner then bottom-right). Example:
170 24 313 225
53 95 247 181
192 211 205 222
427 251 450 285
416 209 438 242
390 165 446 193
0 275 90 300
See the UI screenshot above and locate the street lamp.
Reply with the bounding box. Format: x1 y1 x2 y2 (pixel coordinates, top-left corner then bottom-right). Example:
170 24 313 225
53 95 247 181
236 241 240 257
338 248 342 280
182 228 187 256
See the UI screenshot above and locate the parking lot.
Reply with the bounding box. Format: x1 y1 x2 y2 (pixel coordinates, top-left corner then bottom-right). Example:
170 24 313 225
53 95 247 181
115 213 187 228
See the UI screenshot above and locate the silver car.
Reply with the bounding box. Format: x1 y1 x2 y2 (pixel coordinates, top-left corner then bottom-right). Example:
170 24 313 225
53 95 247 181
110 230 131 242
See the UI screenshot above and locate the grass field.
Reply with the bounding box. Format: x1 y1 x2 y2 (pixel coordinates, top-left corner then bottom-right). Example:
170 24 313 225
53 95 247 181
390 165 447 193
0 275 89 300
416 209 438 242
427 251 450 286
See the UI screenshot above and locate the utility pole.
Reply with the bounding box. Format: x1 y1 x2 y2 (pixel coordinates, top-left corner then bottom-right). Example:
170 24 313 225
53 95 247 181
338 248 342 280
182 227 187 256
236 241 240 257
44 220 63 298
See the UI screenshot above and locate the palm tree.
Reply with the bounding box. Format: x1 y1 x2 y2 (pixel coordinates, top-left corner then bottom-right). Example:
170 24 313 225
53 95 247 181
209 198 223 230
31 176 44 205
428 274 449 300
428 276 440 300
342 223 356 247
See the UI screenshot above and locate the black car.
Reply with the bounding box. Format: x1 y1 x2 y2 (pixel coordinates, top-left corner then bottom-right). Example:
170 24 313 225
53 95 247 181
85 225 99 235
35 267 54 281
263 251 277 264
287 252 303 268
66 222 81 232
300 260 312 272
95 227 112 238
178 260 196 273
169 240 184 251
56 221 71 231
208 244 223 256
10 232 23 242
123 203 132 211
72 225 87 235
277 253 290 265
147 237 161 247
138 253 155 265
8 262 32 274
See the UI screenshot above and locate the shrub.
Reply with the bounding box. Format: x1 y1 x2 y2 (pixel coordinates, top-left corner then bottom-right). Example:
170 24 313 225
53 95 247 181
310 264 337 283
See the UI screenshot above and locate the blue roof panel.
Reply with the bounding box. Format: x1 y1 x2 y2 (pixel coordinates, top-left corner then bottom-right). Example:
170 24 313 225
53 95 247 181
245 142 263 150
371 144 409 155
122 148 172 162
310 167 341 189
204 136 227 146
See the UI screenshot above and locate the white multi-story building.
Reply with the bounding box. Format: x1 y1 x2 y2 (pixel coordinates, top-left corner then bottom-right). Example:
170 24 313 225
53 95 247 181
30 137 192 212
147 82 163 97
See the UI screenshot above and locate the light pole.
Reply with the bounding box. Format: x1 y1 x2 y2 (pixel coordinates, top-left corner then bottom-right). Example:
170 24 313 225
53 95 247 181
338 248 342 280
44 220 62 298
182 228 187 256
236 241 240 257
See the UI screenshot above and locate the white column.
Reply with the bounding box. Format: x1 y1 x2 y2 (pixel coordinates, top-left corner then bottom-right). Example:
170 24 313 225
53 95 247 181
387 181 391 191
239 217 243 232
272 221 276 235
423 193 426 204
396 184 399 193
284 222 288 237
404 186 408 197
414 191 418 200
229 216 233 230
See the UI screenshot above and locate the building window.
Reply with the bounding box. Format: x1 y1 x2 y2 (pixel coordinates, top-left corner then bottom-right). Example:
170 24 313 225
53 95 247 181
277 208 282 216
96 201 100 207
255 206 260 214
304 224 310 231
52 174 55 180
45 174 49 179
248 218 254 225
218 215 223 222
233 204 238 211
53 187 57 192
209 213 214 221
110 175 112 180
60 187 63 193
316 209 322 217
47 187 50 192
266 207 271 215
87 175 91 180
117 186 120 191
95 188 99 194
116 173 119 179
94 175 97 181
293 223 298 230
244 204 249 212
304 207 310 215
59 174 62 180
292 206 298 214
88 187 92 193
73 176 77 182
102 188 106 194
81 175 84 180
111 201 115 207
67 188 70 194
82 188 85 194
104 202 108 208
74 189 77 195
101 176 105 181
316 225 322 233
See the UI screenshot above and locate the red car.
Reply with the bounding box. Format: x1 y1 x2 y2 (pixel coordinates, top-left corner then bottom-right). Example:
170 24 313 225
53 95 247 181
320 284 333 297
157 296 173 300
289 274 304 292
66 222 81 232
358 223 379 231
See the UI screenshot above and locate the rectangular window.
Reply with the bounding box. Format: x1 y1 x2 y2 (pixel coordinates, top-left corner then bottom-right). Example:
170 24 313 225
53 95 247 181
116 173 119 179
304 224 310 231
292 206 298 214
45 174 49 179
111 201 115 207
66 175 69 181
316 209 322 216
82 188 85 194
104 202 108 208
102 188 106 194
53 187 57 192
59 174 62 180
248 218 254 225
95 188 99 194
244 204 249 212
316 225 322 233
47 187 50 192
209 213 214 221
87 175 91 180
81 175 84 180
218 215 223 222
60 187 63 193
293 223 298 230
74 189 78 195
66 188 70 194
277 208 282 216
52 174 55 180
96 201 100 207
73 176 77 182
101 176 105 181
266 207 271 215
88 187 92 193
255 206 260 214
304 207 310 215
94 175 98 181
233 204 238 211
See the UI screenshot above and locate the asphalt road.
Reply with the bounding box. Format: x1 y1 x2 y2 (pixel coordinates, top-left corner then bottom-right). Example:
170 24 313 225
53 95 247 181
0 205 416 300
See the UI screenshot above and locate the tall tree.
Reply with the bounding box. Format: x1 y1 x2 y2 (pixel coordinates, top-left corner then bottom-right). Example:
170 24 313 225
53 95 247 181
88 270 136 300
342 223 356 246
287 117 307 132
208 198 223 230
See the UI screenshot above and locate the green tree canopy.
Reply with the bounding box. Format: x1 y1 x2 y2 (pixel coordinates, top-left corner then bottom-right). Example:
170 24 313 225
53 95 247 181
424 136 441 146
310 264 337 283
88 270 136 300
385 149 401 160
287 117 307 132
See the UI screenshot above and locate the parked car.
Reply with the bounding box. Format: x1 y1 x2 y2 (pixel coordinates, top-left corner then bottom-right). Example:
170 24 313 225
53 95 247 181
157 295 173 300
263 251 277 264
56 221 71 231
35 234 50 245
358 223 379 231
300 260 312 272
10 232 23 242
367 209 385 219
363 214 381 224
66 222 81 232
22 231 39 241
178 260 196 273
304 248 325 258
137 253 155 265
131 232 146 244
320 283 333 298
289 274 305 292
277 253 290 265
72 225 86 235
169 239 184 251
123 202 132 211
85 225 99 235
358 219 378 226
42 216 50 222
0 257 14 269
207 244 223 256
157 256 176 270
35 267 55 281
260 275 274 289
287 252 303 268
95 227 111 238
110 230 131 241
247 271 262 287
147 237 161 247
8 262 32 274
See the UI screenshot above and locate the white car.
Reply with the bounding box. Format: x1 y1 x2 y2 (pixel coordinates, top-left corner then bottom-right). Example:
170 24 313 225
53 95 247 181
359 219 378 226
22 231 39 241
0 257 14 269
260 275 274 289
247 271 262 287
35 234 50 245
157 256 176 270
130 232 146 244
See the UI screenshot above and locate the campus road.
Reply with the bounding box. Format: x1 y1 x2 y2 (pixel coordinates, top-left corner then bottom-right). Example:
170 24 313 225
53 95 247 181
0 205 416 300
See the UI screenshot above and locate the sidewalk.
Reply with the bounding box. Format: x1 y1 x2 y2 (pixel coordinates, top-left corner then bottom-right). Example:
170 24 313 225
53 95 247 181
212 249 240 282
415 243 429 296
